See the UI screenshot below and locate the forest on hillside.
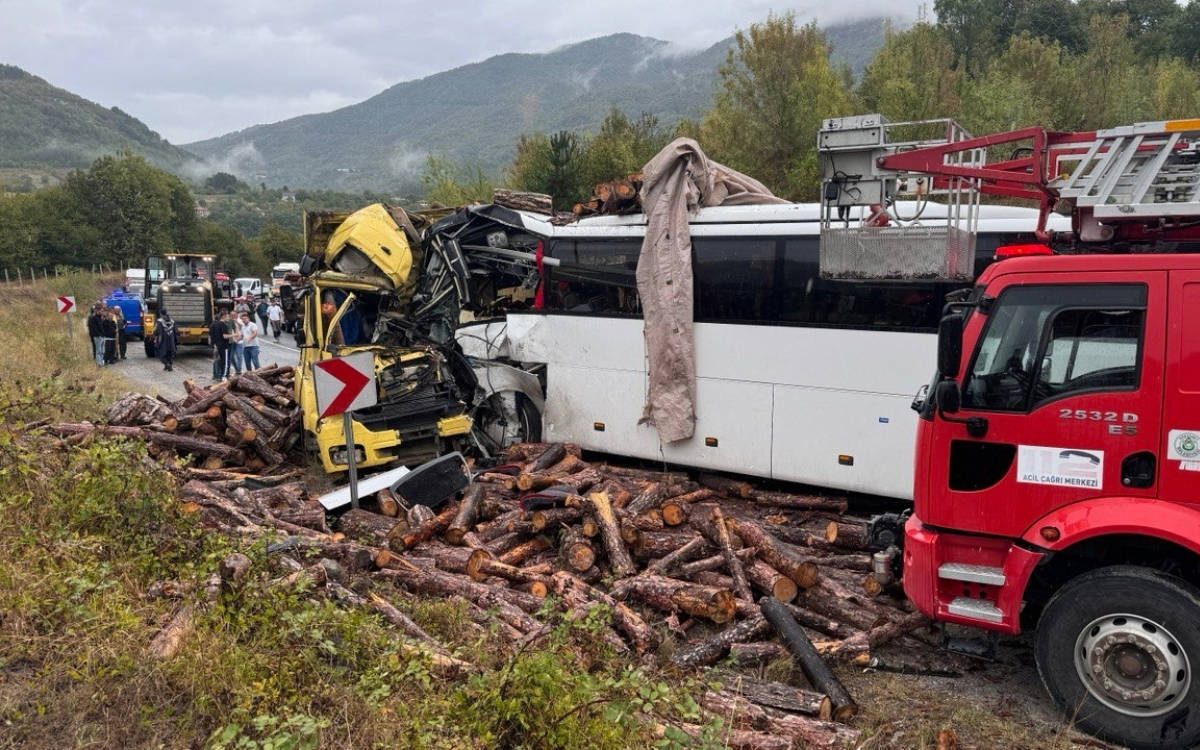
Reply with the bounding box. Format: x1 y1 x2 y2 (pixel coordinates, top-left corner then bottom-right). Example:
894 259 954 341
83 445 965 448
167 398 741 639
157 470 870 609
4 1 1200 273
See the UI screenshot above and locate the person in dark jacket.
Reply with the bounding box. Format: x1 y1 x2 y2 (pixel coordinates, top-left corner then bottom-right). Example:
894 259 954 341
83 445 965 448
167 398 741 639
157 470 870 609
86 304 104 366
110 306 127 360
100 311 118 365
210 312 230 381
154 311 179 371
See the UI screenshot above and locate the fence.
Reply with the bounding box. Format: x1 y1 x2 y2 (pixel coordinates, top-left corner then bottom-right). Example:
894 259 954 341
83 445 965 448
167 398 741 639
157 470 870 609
0 262 129 286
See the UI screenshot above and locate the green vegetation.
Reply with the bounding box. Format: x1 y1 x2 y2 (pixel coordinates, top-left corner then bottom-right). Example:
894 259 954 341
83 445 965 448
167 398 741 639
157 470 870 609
0 276 717 749
495 4 1200 202
0 64 193 171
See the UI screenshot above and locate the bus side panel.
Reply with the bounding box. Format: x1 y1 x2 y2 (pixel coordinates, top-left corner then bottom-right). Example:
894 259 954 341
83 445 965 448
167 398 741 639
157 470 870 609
771 385 917 499
542 365 774 477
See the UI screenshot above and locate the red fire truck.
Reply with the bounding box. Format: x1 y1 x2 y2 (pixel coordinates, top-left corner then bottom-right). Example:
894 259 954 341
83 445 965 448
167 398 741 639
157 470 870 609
819 116 1200 749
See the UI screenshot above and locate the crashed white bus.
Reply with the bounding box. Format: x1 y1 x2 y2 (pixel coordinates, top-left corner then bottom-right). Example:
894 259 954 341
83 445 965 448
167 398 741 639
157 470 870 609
431 202 1069 500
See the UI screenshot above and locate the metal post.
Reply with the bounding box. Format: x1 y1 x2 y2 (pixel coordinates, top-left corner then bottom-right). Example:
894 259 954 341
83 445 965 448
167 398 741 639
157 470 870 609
343 410 359 509
3 269 8 284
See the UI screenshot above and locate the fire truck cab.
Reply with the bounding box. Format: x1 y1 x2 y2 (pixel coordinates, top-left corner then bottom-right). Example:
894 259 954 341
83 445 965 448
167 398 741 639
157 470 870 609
817 114 1200 749
910 251 1200 748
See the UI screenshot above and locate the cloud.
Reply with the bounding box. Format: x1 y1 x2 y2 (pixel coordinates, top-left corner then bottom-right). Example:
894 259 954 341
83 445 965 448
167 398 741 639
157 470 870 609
180 141 266 181
0 0 921 143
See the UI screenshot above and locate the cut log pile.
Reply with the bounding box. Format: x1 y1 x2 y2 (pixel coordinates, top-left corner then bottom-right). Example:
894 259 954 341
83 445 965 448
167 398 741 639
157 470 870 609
48 365 302 473
41 405 951 748
572 173 644 217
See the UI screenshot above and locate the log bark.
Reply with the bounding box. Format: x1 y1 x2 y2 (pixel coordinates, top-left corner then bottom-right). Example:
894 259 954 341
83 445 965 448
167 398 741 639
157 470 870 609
337 508 395 545
445 484 485 545
709 506 753 602
387 502 459 552
148 604 194 659
275 505 328 533
49 423 247 463
745 559 799 602
526 443 567 472
727 642 790 668
728 519 819 589
659 721 791 750
551 571 658 654
698 473 755 498
376 488 401 517
587 491 636 578
824 521 869 550
493 188 553 215
713 672 832 719
753 491 848 513
559 528 597 572
497 536 551 567
530 507 581 532
632 530 703 560
648 536 713 576
376 567 543 633
671 615 771 670
760 597 858 721
613 574 736 623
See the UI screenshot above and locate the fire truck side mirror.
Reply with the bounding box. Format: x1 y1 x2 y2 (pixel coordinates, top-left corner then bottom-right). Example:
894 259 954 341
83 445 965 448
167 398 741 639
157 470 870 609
935 380 961 414
937 313 965 378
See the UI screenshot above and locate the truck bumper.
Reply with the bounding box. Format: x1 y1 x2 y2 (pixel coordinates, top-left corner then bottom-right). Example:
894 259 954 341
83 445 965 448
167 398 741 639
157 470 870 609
314 413 473 473
902 514 1044 634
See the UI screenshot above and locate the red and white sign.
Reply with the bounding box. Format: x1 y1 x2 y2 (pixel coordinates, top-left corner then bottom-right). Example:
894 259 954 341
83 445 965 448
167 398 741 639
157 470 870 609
313 351 377 419
56 295 75 314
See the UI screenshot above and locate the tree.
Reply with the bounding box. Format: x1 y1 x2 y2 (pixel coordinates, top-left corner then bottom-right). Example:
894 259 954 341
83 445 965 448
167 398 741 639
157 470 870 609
252 222 303 267
699 13 854 200
1169 0 1200 63
579 109 671 189
858 22 964 122
420 154 494 207
960 33 1071 134
934 0 1002 73
203 172 242 194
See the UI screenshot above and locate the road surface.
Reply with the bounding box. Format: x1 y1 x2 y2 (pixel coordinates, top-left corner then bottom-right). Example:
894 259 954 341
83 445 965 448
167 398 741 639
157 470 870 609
111 333 301 401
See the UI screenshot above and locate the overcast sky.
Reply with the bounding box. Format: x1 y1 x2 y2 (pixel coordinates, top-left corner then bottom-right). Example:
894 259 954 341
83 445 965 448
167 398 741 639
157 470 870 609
0 0 918 145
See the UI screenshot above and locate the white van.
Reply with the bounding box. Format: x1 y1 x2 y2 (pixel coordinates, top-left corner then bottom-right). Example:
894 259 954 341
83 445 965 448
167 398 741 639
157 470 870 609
234 277 265 298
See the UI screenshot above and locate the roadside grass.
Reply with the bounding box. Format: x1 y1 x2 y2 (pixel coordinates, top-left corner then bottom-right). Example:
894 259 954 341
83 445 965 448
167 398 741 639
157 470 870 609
0 274 714 749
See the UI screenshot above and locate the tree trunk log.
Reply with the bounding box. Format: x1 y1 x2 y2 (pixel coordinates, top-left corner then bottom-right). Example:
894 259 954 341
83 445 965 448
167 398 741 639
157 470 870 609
728 519 819 589
387 501 459 552
760 597 858 721
752 491 848 513
587 491 636 578
727 642 790 668
745 559 799 602
613 574 736 624
551 571 659 654
671 615 771 670
648 536 714 576
445 484 485 545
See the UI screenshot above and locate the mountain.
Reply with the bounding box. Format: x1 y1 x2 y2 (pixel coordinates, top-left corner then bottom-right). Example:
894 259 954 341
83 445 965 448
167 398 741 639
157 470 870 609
185 18 893 192
0 64 194 171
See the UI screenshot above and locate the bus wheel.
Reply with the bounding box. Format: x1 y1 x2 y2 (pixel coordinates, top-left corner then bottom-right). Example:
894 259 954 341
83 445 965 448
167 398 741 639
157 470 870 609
480 392 541 448
1036 565 1200 750
144 339 155 358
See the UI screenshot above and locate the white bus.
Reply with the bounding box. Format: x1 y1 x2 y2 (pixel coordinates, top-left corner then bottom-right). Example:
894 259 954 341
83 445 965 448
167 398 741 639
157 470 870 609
449 202 1069 500
271 262 301 293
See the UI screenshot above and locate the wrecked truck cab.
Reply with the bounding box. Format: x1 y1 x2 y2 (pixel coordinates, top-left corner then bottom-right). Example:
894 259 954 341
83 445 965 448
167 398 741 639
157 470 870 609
294 205 474 474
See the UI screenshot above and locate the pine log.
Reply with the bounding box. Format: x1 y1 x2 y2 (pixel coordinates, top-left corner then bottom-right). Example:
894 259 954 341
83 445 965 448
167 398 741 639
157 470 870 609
275 505 329 533
760 597 858 721
526 443 566 472
587 491 636 578
551 571 658 654
709 506 753 601
559 528 596 572
612 574 736 623
824 521 869 550
791 585 884 633
745 559 799 602
235 372 293 406
659 721 790 750
337 508 395 545
476 509 524 542
179 383 232 416
633 530 703 560
375 567 543 633
753 491 848 513
388 502 459 552
224 411 259 445
671 615 771 669
714 672 833 719
728 519 819 589
497 536 551 567
728 642 791 668
376 488 401 518
445 484 485 545
624 482 672 515
148 604 195 659
220 392 277 434
530 507 582 532
493 188 553 215
466 549 551 590
648 536 714 576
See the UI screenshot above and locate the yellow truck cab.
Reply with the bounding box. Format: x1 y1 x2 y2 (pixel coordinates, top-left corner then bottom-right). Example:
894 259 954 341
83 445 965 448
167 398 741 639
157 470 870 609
294 204 474 473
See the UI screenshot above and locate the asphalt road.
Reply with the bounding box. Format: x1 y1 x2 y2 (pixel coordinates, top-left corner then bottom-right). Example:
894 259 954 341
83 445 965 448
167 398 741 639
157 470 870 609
105 332 300 402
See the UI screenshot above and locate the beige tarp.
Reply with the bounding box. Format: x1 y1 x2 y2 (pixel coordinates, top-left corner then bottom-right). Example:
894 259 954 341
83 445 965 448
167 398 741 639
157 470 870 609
636 138 787 443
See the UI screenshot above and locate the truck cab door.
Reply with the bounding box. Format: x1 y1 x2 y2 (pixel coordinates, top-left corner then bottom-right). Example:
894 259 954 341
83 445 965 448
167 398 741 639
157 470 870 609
1160 270 1200 503
922 272 1167 538
145 256 164 303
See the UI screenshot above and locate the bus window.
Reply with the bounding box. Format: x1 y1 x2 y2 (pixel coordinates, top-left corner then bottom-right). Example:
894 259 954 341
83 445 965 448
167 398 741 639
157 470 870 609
546 239 640 315
693 237 778 323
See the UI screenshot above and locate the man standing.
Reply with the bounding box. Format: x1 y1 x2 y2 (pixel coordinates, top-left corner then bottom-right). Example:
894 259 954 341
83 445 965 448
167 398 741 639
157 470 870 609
154 311 179 371
257 296 270 333
267 298 283 340
87 304 104 366
240 312 261 371
100 310 118 365
227 312 244 376
210 312 229 381
110 306 127 360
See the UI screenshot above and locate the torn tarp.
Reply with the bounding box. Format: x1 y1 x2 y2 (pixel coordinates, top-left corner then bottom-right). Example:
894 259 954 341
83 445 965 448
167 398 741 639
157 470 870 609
636 138 787 443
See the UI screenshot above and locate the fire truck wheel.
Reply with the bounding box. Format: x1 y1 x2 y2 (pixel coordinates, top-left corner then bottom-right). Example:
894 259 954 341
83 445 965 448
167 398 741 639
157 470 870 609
1036 565 1200 750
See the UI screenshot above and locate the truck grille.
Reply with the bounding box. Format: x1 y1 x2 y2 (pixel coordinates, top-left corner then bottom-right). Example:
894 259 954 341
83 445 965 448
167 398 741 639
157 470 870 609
160 291 210 326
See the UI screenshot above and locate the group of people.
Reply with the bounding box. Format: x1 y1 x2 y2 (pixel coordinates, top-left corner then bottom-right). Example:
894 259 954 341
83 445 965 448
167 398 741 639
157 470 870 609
209 309 263 381
85 303 127 366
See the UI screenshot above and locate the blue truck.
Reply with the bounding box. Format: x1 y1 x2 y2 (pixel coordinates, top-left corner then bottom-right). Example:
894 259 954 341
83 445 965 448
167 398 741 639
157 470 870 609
103 289 148 340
